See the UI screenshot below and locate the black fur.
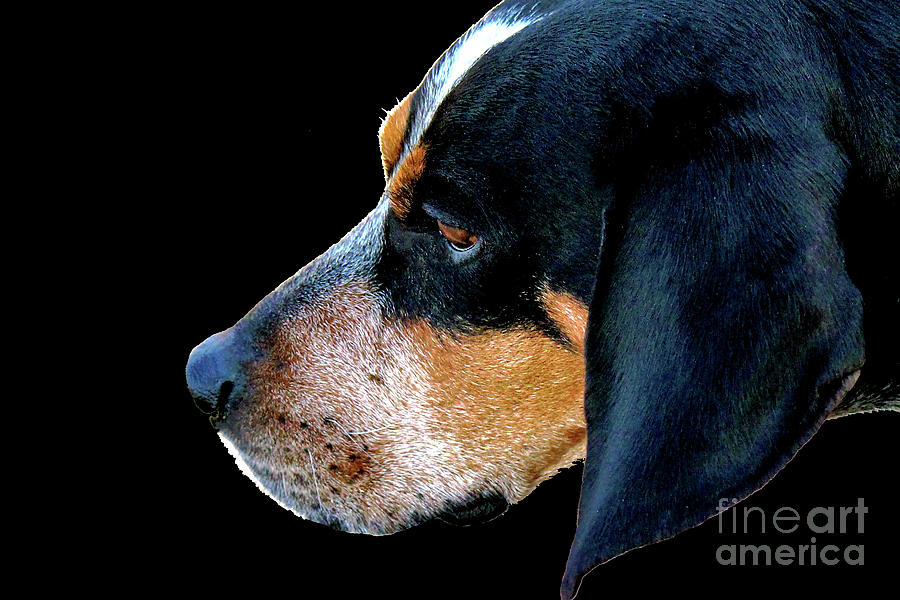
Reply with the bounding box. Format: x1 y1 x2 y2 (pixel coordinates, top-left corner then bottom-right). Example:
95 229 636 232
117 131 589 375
186 0 897 595
373 0 897 596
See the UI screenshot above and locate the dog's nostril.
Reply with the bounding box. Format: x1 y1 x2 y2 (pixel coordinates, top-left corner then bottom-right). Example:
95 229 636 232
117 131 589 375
190 381 232 415
194 381 234 416
217 381 234 412
193 394 217 414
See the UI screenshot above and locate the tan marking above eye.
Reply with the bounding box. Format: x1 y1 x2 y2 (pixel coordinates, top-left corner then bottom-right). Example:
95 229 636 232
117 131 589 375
379 91 414 177
389 144 427 220
437 221 479 250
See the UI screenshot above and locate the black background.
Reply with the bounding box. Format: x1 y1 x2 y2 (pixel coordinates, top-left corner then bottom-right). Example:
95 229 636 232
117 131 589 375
141 2 897 597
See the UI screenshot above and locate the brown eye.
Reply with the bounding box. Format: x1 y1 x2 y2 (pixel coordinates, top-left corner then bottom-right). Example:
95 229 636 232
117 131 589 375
437 220 479 252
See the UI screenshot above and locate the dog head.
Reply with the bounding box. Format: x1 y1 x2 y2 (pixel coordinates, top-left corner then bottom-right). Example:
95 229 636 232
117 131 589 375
186 2 866 597
186 3 600 535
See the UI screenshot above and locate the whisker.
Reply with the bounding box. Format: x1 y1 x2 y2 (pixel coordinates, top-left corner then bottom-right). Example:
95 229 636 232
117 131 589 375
344 424 395 435
323 417 378 456
307 448 324 510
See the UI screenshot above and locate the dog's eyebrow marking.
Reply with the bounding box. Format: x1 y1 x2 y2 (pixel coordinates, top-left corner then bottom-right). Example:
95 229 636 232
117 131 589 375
389 144 426 219
406 4 547 152
383 4 548 219
379 91 413 177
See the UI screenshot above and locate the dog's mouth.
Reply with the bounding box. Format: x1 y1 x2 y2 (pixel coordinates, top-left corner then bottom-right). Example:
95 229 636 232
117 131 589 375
436 491 511 526
219 426 514 533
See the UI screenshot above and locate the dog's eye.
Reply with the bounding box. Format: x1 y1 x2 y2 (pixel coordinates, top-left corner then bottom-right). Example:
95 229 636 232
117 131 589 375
437 221 479 252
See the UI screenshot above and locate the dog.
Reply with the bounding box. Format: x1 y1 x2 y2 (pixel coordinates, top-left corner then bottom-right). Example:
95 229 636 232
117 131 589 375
186 0 898 596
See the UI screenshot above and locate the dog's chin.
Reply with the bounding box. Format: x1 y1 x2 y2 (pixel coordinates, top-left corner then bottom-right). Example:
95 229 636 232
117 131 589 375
217 433 514 535
217 434 359 531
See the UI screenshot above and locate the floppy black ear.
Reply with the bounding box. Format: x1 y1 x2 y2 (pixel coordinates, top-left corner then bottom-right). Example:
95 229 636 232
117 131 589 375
561 133 865 598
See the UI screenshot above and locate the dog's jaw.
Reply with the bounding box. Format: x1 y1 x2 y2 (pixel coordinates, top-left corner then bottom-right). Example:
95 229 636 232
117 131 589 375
214 281 588 534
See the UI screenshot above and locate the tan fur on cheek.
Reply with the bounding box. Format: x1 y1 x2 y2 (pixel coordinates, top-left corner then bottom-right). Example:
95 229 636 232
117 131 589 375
542 287 589 353
218 282 589 534
411 323 587 498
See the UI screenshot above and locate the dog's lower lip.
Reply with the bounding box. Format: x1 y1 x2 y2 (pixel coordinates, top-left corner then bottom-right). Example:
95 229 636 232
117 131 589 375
437 492 510 526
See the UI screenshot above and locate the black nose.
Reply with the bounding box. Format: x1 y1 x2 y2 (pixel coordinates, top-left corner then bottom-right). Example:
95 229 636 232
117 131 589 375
186 329 246 421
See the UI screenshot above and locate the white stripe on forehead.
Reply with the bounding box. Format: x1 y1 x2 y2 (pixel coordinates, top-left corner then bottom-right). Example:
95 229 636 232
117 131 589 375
401 3 548 156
